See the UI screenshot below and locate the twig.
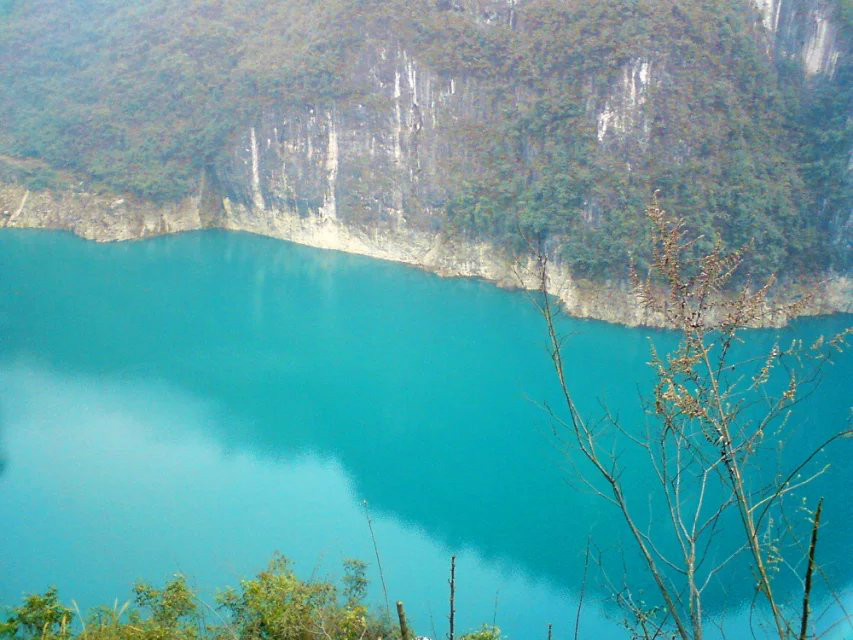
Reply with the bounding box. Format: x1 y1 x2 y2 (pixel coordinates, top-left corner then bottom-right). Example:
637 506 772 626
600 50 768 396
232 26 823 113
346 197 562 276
364 500 391 622
799 498 823 640
754 431 851 530
449 555 456 640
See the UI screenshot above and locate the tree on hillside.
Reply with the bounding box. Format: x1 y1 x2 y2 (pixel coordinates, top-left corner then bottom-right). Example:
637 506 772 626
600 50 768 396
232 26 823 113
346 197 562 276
534 198 852 639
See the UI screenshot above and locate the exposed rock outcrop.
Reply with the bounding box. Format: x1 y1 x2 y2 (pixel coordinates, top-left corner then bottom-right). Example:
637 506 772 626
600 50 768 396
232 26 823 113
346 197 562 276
753 0 843 77
2 178 849 328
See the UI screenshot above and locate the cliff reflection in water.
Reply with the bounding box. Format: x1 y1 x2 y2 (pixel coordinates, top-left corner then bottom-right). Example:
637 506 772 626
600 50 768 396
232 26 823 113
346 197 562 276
0 229 850 623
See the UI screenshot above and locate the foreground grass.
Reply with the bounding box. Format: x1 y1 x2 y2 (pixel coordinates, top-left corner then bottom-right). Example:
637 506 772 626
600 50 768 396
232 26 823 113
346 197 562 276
0 554 500 640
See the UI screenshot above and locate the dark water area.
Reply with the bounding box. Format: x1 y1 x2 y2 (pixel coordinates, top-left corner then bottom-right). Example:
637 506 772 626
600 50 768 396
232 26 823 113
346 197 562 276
0 229 850 638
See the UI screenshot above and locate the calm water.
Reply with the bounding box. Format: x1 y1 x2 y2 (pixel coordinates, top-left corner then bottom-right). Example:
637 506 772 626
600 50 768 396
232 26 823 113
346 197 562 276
0 229 850 639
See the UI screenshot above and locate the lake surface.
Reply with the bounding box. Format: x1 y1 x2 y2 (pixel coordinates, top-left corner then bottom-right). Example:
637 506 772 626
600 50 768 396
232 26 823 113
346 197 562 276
0 229 850 639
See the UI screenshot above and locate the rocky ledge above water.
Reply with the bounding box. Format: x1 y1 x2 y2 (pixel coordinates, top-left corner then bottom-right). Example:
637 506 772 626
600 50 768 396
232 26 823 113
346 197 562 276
2 179 849 329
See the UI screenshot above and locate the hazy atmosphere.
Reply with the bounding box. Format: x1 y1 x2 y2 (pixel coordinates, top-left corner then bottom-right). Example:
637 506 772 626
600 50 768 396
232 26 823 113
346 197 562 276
1 2 851 640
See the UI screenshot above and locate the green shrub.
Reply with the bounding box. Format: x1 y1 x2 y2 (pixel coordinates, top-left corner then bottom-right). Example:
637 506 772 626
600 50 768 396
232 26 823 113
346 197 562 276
460 625 503 640
0 587 73 639
1 556 394 640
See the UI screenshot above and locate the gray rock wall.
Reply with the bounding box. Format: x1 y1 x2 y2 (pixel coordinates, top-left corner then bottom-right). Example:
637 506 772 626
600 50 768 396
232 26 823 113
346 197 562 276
214 1 849 237
754 0 843 76
215 44 500 232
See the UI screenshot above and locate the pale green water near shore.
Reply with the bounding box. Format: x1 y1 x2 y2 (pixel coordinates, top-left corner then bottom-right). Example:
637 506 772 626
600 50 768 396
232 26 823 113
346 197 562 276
0 229 850 638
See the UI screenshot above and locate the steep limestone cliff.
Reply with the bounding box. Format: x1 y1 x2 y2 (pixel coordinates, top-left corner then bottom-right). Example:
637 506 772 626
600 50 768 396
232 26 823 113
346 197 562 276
1 0 850 326
215 44 495 233
214 0 850 256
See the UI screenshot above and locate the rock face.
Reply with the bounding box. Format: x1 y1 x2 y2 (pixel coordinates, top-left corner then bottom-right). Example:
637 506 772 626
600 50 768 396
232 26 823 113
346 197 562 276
213 0 850 234
751 0 851 257
0 182 204 241
1 0 850 327
215 45 488 236
3 176 850 328
754 0 843 76
596 57 653 149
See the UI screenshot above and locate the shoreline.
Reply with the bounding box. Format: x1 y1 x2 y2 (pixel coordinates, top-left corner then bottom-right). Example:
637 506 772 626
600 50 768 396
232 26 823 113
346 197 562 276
2 181 850 328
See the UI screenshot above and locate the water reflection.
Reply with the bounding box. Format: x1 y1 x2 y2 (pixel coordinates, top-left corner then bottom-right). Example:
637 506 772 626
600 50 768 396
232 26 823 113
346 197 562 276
0 229 850 635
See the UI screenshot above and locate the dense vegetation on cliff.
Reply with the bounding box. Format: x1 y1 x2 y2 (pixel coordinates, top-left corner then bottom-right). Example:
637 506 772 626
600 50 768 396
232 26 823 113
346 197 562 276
0 0 849 279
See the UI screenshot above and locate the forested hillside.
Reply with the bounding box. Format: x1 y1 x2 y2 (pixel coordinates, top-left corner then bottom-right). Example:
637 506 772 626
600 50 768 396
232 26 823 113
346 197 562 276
0 0 850 280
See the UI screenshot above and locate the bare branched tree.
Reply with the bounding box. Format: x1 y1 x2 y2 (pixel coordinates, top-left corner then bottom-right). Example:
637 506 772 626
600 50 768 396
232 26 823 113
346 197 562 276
533 198 852 640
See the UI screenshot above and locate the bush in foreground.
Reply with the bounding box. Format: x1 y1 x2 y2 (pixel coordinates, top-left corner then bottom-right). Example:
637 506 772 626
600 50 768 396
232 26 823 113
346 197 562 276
0 554 501 640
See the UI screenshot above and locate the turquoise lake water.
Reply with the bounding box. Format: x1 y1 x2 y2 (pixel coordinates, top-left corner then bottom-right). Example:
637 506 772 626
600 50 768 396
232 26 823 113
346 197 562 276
0 229 850 639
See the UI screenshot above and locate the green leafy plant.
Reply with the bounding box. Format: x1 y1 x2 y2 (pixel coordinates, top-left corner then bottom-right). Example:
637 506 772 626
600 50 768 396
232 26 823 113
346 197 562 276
1 587 73 639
